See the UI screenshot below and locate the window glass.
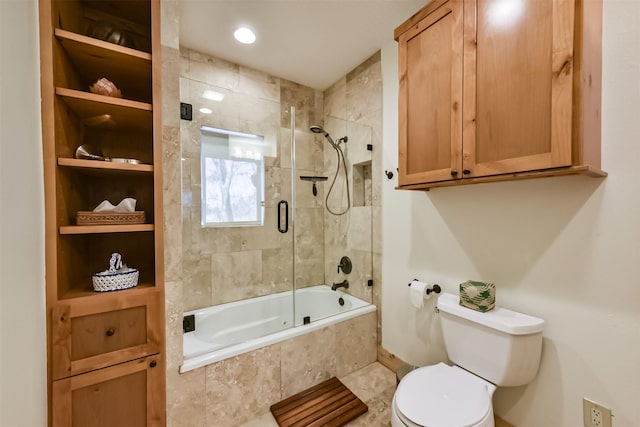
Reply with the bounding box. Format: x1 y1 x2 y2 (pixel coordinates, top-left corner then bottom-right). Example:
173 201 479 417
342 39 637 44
200 126 266 227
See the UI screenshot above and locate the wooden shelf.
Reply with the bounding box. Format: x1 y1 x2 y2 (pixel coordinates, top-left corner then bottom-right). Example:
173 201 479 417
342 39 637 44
56 87 152 132
55 29 152 102
60 224 154 235
59 282 156 302
397 165 608 191
58 157 153 173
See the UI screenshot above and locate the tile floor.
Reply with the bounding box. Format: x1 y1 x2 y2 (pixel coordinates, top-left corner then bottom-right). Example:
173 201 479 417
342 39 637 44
239 362 396 427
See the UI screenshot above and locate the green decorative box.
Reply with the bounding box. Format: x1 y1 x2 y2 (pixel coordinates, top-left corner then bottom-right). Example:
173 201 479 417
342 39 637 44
459 280 495 312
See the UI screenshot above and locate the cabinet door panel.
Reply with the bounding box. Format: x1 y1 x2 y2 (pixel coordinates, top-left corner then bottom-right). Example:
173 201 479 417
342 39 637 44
464 0 575 176
52 355 164 427
398 0 463 185
51 290 162 380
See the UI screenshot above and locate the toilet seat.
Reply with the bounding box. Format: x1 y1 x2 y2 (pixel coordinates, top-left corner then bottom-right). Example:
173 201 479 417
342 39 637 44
394 363 494 427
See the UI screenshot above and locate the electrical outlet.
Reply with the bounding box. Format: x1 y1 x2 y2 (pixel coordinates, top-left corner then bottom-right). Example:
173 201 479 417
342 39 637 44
583 398 612 427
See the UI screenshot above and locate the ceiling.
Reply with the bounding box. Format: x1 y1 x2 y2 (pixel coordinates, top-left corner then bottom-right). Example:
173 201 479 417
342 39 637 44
178 0 429 90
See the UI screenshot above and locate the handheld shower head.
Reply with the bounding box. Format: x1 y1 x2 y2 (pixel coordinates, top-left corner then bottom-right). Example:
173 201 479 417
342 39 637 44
310 125 338 149
310 125 328 137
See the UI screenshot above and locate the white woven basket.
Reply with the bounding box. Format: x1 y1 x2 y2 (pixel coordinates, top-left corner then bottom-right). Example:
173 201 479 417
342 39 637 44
92 253 139 292
92 269 139 292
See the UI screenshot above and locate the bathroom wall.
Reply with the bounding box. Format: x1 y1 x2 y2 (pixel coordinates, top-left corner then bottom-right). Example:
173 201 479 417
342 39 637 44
380 1 640 426
322 52 382 304
0 0 48 425
179 48 325 311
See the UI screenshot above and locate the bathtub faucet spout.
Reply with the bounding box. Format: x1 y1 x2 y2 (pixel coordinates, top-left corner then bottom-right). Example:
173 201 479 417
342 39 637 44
331 280 349 291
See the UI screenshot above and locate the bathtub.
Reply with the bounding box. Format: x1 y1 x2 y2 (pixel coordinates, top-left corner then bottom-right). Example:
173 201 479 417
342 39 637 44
180 285 376 373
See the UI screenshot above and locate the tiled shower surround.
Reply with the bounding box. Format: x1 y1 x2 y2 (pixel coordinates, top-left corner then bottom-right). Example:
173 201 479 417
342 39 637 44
179 48 327 310
179 48 380 310
160 5 383 420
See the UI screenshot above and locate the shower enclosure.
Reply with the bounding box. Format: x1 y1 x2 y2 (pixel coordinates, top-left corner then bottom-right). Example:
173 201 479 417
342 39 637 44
179 66 374 352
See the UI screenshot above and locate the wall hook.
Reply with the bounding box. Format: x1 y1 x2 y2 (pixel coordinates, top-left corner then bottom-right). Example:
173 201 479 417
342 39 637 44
385 170 394 179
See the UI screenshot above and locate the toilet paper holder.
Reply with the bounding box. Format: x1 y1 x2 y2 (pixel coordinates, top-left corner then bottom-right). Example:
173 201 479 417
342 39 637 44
408 280 442 295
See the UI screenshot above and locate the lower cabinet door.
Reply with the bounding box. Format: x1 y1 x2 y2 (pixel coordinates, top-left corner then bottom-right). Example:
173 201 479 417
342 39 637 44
52 355 164 427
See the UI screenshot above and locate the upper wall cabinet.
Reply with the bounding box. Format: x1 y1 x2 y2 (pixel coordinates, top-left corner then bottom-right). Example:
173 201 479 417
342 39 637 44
395 0 606 189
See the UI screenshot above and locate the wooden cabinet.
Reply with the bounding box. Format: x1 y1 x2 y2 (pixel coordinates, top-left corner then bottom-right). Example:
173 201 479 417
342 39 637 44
395 0 606 190
38 0 165 424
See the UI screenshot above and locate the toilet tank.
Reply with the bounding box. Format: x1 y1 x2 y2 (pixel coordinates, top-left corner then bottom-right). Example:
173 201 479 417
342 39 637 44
437 293 544 387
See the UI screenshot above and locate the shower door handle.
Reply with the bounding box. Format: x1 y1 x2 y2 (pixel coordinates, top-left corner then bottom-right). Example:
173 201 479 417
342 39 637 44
277 200 288 233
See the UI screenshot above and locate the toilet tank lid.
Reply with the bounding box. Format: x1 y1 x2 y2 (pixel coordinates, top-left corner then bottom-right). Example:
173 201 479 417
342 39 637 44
437 293 545 335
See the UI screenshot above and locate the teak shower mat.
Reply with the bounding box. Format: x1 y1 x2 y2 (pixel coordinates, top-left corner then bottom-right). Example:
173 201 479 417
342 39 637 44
270 377 368 427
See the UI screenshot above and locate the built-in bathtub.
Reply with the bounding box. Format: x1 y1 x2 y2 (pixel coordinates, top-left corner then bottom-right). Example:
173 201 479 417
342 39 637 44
180 285 376 373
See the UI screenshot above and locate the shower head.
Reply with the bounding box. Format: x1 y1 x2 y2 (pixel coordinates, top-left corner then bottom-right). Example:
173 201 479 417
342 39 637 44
310 125 328 137
310 125 338 149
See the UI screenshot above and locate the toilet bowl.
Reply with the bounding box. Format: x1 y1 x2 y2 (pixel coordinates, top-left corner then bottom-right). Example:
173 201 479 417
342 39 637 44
391 363 496 427
391 293 544 427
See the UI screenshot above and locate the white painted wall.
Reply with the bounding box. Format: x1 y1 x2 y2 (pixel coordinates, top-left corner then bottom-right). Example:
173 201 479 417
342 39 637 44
381 1 640 426
0 0 47 425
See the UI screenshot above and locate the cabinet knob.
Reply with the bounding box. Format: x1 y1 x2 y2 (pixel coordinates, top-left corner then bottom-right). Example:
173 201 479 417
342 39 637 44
105 328 115 337
450 170 458 176
463 169 471 175
150 360 157 368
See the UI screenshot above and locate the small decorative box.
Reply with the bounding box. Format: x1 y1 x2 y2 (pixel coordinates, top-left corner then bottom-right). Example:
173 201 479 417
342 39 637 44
92 253 139 292
459 280 495 312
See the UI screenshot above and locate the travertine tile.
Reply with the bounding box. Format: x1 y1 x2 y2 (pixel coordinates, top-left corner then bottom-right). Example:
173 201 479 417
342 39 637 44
160 0 179 50
336 311 377 377
344 384 395 427
185 51 240 90
165 280 184 372
295 208 324 259
239 65 280 102
295 257 325 288
348 207 372 253
237 411 279 427
262 246 294 292
324 76 347 120
166 368 206 427
280 326 337 398
346 53 382 128
205 345 281 426
339 362 396 403
211 250 263 304
161 46 181 127
280 79 318 130
181 255 212 311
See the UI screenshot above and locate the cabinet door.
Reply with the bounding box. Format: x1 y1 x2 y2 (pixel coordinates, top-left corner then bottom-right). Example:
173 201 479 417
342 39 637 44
51 291 163 380
52 355 164 427
398 0 463 186
463 0 575 177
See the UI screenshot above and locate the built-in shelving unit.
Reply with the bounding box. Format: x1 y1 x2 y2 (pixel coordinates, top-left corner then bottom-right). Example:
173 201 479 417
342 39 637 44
38 0 164 424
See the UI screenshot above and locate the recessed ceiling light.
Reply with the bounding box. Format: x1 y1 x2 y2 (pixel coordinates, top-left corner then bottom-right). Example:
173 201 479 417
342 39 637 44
202 90 225 102
199 107 212 114
234 27 256 44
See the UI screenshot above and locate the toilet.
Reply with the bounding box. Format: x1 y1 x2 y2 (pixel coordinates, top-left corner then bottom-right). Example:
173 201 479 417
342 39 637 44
391 292 545 427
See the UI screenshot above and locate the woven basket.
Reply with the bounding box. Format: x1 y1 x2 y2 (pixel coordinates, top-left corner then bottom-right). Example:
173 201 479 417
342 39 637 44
92 253 139 292
92 270 139 292
77 211 145 226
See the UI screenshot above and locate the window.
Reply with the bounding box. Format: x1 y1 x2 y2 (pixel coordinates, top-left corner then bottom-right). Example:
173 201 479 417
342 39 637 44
200 126 267 227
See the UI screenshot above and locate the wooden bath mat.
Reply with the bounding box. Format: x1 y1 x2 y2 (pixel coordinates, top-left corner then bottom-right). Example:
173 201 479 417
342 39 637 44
270 377 367 427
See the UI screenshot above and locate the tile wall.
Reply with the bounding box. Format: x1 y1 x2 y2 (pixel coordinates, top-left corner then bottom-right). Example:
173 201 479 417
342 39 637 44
179 49 325 310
